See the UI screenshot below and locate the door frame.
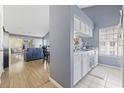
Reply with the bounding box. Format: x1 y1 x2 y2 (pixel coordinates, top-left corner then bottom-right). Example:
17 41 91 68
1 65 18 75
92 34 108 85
122 6 124 88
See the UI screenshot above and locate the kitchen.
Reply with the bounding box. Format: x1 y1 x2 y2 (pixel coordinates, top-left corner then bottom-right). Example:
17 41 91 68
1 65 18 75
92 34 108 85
73 15 98 85
72 5 123 88
49 5 123 88
0 5 123 88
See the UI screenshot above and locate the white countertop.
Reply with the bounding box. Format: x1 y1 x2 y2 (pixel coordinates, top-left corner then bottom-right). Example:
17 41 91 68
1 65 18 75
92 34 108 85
74 49 98 55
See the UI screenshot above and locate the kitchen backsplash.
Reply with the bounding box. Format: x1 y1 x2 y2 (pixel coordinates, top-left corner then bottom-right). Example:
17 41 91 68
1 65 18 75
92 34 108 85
73 36 94 51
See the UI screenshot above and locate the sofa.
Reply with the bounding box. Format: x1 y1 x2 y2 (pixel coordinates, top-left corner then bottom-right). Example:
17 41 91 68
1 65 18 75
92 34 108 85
24 48 44 61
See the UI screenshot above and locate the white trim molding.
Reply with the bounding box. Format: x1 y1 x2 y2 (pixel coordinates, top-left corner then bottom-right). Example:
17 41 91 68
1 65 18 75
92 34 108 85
49 77 63 88
0 69 4 84
99 64 122 70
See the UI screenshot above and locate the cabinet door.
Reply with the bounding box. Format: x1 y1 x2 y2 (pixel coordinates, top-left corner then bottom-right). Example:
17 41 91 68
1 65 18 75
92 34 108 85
85 25 89 35
81 22 85 34
94 50 98 66
74 17 81 32
89 29 93 37
73 54 82 85
82 53 88 77
87 52 91 72
85 25 93 37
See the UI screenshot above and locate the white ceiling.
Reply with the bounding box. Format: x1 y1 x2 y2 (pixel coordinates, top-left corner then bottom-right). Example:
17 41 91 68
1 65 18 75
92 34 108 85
78 5 94 9
4 5 49 37
3 5 93 38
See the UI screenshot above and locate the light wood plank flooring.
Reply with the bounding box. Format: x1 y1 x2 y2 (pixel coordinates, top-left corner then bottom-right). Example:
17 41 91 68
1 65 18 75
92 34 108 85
0 54 56 88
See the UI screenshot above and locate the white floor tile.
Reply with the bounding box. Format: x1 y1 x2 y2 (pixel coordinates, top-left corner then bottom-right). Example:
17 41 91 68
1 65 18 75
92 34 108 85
75 83 89 88
91 76 106 86
105 82 122 88
89 83 104 88
75 65 122 88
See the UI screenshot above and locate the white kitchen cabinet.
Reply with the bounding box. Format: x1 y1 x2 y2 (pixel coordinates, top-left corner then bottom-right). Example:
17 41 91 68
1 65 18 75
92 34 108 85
81 22 86 34
87 52 90 71
73 50 98 86
85 25 89 35
82 52 88 77
73 53 82 85
74 17 81 33
89 28 93 37
74 16 93 37
94 49 98 66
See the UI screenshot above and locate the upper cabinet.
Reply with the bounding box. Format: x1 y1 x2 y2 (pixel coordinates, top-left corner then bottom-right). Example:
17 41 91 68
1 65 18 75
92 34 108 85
74 16 93 37
74 17 81 32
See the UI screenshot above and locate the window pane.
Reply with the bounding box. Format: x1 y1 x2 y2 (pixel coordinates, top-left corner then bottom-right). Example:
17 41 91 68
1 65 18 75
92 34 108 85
107 29 113 34
110 41 115 47
113 29 118 34
99 26 121 56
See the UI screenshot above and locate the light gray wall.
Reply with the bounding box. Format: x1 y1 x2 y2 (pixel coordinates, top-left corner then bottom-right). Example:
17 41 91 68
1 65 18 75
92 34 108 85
82 5 122 67
99 56 121 67
50 5 72 88
72 6 94 29
50 5 94 87
0 5 4 78
43 32 49 46
0 6 3 50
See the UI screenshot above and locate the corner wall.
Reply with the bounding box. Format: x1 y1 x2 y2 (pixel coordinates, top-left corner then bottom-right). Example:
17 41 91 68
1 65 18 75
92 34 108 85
50 5 94 87
50 5 72 88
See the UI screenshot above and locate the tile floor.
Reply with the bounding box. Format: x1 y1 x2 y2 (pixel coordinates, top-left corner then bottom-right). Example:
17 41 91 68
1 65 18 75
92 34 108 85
75 64 122 88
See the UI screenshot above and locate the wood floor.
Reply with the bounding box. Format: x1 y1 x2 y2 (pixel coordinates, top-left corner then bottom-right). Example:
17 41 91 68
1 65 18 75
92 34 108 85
0 54 56 88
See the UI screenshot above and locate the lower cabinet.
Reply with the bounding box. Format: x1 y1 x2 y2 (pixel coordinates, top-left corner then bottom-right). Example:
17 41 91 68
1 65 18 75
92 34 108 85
73 53 82 85
73 49 98 86
94 49 98 66
82 53 88 77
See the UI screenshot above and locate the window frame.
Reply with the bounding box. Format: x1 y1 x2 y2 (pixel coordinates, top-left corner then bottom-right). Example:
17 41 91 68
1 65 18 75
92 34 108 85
99 26 122 57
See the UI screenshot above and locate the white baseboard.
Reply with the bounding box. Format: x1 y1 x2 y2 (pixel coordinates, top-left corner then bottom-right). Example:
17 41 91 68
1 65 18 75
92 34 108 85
49 77 63 88
0 69 4 84
99 64 122 70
